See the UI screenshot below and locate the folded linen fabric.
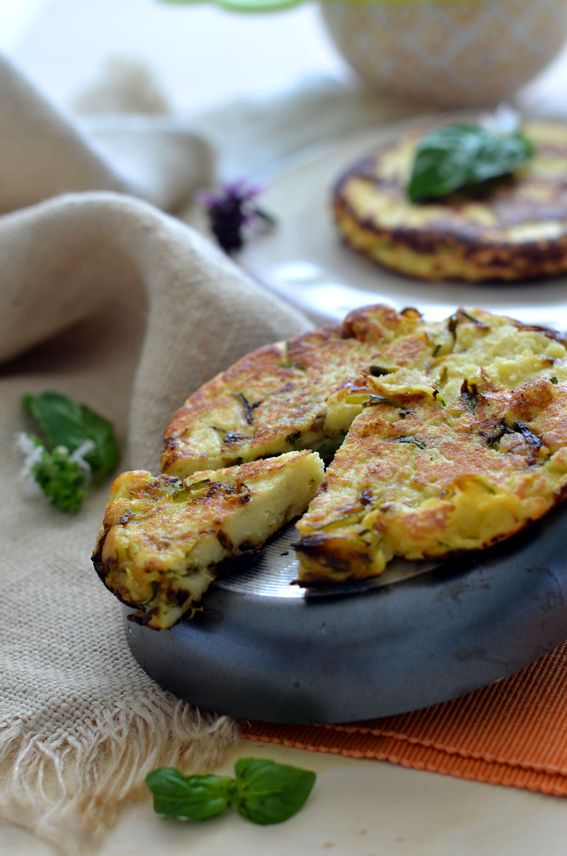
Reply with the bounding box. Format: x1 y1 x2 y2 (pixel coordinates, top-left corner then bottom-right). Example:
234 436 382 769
0 55 309 852
0 53 213 214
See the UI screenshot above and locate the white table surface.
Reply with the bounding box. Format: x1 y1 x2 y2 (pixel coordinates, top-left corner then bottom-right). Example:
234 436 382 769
2 2 567 853
1 741 566 856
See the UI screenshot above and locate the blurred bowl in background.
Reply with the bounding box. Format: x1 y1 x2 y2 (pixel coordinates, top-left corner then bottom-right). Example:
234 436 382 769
320 0 567 108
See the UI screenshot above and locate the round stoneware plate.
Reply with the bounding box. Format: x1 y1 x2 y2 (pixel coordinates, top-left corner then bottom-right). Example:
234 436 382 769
127 503 567 724
239 123 567 329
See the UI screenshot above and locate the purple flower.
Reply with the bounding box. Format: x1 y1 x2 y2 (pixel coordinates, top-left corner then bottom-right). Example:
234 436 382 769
198 178 275 255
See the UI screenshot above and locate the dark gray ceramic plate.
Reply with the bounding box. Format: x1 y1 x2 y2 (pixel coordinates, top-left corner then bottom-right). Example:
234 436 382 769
126 504 567 724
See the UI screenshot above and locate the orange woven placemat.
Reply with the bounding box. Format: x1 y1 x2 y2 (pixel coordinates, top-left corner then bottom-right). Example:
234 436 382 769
241 641 567 796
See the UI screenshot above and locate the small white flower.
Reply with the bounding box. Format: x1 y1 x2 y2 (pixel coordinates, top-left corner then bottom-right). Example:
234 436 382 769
480 104 521 136
70 439 95 482
15 432 44 497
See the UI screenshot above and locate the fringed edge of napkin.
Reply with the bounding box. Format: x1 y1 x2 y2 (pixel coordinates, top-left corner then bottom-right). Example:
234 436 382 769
0 696 239 854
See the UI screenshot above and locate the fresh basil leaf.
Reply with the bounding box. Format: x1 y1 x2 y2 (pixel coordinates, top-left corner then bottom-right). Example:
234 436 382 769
231 758 316 825
23 391 87 454
146 768 233 820
407 122 534 203
78 403 119 477
22 391 119 478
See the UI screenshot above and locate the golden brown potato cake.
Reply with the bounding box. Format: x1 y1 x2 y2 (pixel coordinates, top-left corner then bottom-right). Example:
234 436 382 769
334 122 567 282
94 304 567 617
296 308 567 582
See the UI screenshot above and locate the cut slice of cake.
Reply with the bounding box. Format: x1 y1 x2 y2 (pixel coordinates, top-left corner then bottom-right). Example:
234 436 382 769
93 451 324 629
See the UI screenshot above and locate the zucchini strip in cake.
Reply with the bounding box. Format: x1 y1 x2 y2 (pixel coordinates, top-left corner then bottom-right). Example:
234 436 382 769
93 451 323 629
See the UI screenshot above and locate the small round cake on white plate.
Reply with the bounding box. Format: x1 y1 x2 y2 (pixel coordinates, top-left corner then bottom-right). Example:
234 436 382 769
333 122 567 282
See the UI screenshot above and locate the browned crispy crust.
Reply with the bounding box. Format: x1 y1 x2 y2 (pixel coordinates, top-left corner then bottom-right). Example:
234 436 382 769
295 308 567 582
161 306 432 478
162 326 342 472
296 390 567 582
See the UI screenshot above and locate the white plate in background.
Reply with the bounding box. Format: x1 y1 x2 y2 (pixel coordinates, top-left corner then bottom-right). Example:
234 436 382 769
240 124 567 328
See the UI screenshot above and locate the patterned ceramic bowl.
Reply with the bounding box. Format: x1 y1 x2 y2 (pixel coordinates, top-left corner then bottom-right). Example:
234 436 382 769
320 0 567 108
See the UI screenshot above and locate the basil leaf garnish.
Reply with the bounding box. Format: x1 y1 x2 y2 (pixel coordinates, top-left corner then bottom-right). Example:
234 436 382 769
145 768 234 820
22 391 88 455
231 758 316 825
146 759 316 826
76 402 119 476
407 122 534 203
22 390 119 478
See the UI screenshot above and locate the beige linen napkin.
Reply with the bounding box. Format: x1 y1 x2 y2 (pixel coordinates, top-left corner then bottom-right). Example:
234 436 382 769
0 55 309 852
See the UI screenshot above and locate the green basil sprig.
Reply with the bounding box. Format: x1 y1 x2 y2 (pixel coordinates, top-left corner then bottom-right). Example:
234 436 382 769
18 391 119 513
146 758 316 826
407 122 534 203
22 391 118 476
